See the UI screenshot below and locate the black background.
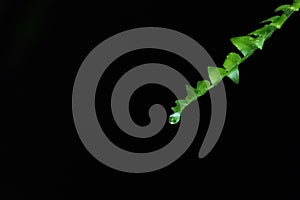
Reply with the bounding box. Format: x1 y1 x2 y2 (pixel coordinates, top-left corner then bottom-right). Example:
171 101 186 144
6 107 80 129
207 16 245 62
1 0 299 199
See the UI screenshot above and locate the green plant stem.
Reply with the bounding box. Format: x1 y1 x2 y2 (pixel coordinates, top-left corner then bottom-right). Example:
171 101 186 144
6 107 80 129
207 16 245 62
169 0 299 124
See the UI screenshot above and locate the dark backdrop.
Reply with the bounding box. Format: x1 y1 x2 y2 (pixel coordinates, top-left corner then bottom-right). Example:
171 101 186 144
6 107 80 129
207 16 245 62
1 0 299 199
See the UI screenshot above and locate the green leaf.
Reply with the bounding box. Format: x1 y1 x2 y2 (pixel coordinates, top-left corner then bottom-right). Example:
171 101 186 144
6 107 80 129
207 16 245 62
275 4 292 13
249 25 274 38
270 14 288 29
227 67 240 84
196 80 210 96
260 14 288 29
171 106 180 113
231 36 257 56
171 99 187 113
223 52 242 71
208 66 226 85
249 25 274 49
185 84 197 101
292 0 300 11
254 37 265 50
261 15 281 23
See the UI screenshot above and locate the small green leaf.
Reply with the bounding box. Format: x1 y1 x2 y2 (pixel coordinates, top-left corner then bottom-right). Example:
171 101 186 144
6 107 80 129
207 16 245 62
248 27 270 50
171 99 187 113
196 80 210 96
254 37 265 50
275 4 292 13
260 14 288 29
231 36 257 56
185 84 197 101
171 106 180 113
208 66 226 85
249 25 274 38
223 52 242 71
227 67 240 84
270 14 288 29
292 0 300 11
261 15 281 23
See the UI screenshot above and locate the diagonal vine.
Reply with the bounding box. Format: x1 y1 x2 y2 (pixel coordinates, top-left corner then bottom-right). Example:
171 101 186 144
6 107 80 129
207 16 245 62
169 0 300 124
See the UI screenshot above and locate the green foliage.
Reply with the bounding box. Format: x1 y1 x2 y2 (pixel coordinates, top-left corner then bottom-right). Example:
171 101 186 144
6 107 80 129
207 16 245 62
249 25 274 38
223 53 241 71
227 68 239 84
171 99 187 113
208 66 226 85
169 0 300 123
275 5 293 13
196 80 210 96
185 84 197 102
231 36 257 56
263 14 288 29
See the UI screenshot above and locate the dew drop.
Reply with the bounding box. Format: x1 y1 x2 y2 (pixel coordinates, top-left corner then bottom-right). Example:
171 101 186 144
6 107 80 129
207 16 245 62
169 112 181 124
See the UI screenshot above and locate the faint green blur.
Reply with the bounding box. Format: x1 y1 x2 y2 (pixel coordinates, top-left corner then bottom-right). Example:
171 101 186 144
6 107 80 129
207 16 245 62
2 0 52 73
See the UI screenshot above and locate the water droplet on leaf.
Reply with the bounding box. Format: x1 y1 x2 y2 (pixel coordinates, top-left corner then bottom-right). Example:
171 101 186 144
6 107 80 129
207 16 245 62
169 112 181 124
